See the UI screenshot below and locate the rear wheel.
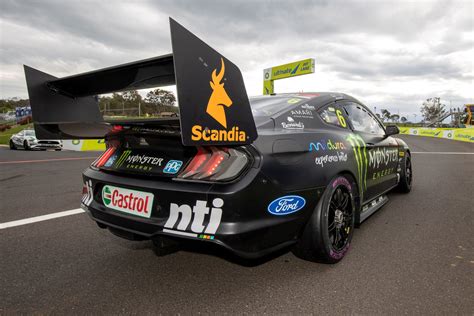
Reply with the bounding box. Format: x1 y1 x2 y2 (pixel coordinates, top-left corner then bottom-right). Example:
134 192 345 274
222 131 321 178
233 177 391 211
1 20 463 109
292 176 355 263
397 152 412 193
9 140 16 150
23 140 30 150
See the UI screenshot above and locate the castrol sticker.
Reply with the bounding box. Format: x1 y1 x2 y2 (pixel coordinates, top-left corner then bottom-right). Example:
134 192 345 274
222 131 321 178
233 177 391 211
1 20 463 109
102 185 154 218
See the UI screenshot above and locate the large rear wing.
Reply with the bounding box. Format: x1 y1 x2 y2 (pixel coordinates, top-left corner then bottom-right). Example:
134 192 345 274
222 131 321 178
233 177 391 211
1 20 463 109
24 18 257 146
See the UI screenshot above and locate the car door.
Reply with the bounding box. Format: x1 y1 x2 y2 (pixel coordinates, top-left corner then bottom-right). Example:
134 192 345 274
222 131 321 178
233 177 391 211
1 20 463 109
341 102 398 202
13 131 24 146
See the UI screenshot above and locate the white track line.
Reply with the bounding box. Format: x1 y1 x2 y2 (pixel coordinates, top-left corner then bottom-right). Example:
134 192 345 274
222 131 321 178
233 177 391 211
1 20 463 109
0 208 84 230
412 152 474 155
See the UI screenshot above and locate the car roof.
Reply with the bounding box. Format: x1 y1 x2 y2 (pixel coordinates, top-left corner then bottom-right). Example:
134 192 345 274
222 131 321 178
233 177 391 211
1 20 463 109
249 92 363 122
250 92 361 107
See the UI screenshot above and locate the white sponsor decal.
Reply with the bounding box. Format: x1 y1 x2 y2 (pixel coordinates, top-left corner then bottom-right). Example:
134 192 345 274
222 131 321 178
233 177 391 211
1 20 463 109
291 108 313 118
314 152 348 167
368 147 398 168
281 122 304 129
301 104 315 110
282 117 304 129
163 198 223 237
102 185 154 218
125 154 164 166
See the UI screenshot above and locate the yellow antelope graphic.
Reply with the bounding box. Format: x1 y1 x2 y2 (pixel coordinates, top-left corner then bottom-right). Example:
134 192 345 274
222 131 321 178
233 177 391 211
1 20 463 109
206 58 233 128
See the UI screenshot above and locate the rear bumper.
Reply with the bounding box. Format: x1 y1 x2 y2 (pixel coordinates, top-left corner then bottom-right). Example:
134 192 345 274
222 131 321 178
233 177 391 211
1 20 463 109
81 167 321 259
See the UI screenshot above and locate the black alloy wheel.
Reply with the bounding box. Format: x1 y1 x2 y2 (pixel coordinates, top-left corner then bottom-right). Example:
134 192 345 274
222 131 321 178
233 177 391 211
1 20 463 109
292 175 355 263
405 156 412 187
327 186 353 252
397 152 413 193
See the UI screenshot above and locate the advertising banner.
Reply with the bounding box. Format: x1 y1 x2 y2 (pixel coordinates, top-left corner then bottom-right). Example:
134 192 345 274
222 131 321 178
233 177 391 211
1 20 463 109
263 58 315 95
399 127 474 143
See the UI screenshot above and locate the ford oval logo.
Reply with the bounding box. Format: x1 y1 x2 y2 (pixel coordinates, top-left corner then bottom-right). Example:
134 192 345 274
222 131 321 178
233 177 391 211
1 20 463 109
267 195 306 216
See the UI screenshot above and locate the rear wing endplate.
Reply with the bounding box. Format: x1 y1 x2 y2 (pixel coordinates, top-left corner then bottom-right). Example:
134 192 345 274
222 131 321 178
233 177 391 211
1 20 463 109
24 18 257 146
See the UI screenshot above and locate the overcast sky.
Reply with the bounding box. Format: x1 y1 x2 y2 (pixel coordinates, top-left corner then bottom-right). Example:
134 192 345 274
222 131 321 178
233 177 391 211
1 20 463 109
1 0 472 118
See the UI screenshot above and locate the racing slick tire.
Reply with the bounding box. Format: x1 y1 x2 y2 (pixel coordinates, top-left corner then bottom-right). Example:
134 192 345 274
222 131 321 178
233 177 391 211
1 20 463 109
292 175 355 264
23 140 30 150
9 140 16 150
397 151 412 193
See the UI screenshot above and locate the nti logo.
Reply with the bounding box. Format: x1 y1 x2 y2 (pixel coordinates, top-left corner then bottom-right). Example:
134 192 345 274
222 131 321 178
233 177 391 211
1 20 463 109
191 58 246 142
163 160 183 174
163 198 223 237
102 185 154 218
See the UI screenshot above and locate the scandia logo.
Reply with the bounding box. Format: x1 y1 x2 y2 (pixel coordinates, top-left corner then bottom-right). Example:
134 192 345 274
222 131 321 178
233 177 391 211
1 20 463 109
191 58 246 142
207 58 232 128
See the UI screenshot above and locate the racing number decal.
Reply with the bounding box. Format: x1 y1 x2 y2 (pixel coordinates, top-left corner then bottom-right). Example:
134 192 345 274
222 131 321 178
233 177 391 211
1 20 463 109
336 110 347 128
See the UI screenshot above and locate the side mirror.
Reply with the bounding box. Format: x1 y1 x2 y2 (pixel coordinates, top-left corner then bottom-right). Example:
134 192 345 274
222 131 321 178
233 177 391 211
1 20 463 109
385 125 399 137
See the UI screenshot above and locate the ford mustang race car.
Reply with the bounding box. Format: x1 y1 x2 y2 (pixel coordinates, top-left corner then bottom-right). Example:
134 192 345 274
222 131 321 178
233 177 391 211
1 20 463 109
24 19 412 263
9 128 62 151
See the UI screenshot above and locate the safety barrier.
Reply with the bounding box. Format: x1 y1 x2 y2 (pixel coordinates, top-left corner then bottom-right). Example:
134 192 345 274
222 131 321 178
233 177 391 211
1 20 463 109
398 127 474 143
62 139 106 151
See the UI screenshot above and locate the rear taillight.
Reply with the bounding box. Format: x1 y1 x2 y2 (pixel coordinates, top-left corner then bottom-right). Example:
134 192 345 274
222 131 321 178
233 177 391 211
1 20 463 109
91 144 117 168
177 146 249 182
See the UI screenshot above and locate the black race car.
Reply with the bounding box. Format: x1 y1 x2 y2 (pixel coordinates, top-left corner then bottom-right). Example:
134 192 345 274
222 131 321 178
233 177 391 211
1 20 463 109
24 19 412 263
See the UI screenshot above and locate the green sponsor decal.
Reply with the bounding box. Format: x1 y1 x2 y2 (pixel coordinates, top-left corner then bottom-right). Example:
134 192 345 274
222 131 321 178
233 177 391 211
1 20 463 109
103 186 112 205
114 150 131 168
346 134 368 199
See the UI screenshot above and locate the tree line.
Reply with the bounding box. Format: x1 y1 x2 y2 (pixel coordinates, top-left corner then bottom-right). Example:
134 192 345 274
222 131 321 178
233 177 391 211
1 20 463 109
1 88 179 117
0 91 467 126
99 89 178 117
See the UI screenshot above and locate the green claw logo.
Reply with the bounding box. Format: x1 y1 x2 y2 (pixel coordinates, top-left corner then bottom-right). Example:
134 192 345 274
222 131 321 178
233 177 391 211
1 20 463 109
114 150 132 168
103 186 112 205
346 134 368 198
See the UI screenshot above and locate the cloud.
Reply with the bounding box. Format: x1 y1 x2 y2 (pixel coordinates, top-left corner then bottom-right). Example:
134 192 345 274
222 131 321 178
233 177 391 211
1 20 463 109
0 0 472 116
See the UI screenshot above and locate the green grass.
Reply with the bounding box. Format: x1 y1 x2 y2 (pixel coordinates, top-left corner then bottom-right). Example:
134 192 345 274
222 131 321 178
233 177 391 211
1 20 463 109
0 124 33 145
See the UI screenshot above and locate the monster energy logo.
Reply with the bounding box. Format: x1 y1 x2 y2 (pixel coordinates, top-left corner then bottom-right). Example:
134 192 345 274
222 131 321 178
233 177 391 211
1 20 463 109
114 150 132 168
346 134 368 198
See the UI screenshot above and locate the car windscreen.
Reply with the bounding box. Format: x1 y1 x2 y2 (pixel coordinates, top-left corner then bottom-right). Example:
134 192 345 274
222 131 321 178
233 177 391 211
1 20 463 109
24 130 35 136
250 96 305 117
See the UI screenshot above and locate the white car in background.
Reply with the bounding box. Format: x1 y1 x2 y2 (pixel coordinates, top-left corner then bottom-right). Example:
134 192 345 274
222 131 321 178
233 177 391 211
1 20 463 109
9 129 62 151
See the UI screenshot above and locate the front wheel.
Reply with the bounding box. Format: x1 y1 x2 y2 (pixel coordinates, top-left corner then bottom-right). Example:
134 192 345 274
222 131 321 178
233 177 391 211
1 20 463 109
23 140 30 150
292 176 355 263
397 152 412 193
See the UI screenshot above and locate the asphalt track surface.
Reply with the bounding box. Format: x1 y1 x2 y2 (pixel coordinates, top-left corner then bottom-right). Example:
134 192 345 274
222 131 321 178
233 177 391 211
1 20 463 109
1 135 473 314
